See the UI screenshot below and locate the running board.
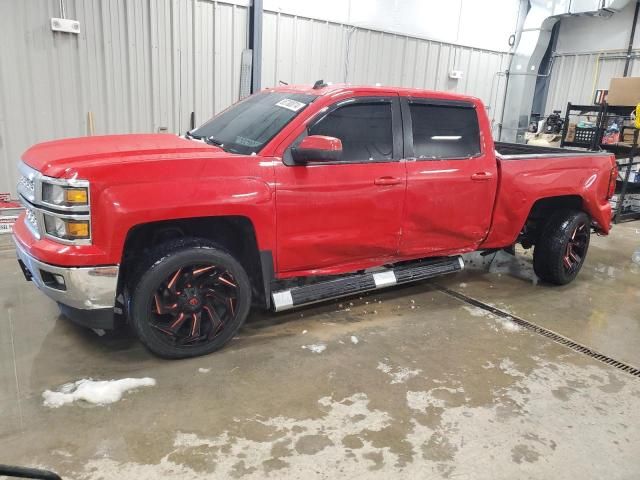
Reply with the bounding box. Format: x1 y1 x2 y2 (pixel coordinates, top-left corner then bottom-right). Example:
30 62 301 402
271 256 464 312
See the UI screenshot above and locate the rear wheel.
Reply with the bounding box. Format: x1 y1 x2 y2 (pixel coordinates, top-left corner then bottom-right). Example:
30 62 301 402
129 239 251 358
533 209 590 285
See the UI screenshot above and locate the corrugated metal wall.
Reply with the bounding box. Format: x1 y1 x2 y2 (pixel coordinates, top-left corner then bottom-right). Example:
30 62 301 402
261 11 511 134
0 1 509 195
545 50 640 114
0 0 248 195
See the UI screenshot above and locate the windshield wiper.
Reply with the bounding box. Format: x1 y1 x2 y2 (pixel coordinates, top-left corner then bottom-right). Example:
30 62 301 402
204 136 226 149
204 136 222 146
185 131 229 151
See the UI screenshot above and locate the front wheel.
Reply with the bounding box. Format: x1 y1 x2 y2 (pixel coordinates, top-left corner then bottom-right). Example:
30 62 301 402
533 209 591 285
129 239 252 359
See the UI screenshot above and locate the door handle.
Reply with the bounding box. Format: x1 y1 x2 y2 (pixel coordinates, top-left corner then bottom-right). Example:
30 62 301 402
470 171 493 181
374 176 403 186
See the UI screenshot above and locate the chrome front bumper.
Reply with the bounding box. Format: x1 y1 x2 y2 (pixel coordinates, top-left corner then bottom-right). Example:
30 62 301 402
14 238 119 310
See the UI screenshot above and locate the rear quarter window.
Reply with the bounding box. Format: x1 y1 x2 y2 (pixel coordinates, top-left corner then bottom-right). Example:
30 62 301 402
409 103 481 159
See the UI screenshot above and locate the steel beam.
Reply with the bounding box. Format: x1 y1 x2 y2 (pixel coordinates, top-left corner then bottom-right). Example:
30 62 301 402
249 0 263 93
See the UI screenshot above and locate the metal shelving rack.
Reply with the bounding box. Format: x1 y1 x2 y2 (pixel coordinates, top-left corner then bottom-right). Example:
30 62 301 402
560 102 640 223
560 103 604 150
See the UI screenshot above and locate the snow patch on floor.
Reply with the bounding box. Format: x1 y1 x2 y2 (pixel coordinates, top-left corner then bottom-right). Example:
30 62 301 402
43 378 156 408
377 361 421 384
133 392 392 480
198 368 210 374
463 306 521 333
463 306 490 318
407 386 465 412
406 390 446 410
65 361 640 480
302 343 326 354
498 317 521 332
498 358 523 377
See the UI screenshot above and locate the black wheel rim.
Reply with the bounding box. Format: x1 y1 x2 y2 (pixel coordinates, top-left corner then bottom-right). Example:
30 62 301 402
149 263 238 347
563 223 588 273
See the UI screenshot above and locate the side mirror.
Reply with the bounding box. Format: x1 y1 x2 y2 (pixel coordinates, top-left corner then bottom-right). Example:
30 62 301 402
291 135 342 163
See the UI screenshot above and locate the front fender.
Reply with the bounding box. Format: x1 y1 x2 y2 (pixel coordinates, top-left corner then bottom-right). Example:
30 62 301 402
94 177 275 262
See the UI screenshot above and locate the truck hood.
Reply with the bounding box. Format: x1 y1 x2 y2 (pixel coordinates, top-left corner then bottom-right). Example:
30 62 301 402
22 134 221 178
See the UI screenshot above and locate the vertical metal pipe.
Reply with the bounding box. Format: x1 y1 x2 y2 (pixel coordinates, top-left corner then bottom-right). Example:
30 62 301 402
249 0 263 93
87 112 95 136
623 0 640 76
59 0 66 19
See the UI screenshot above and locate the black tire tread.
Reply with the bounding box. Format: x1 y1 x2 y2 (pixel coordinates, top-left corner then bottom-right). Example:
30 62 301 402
533 209 590 285
128 238 251 359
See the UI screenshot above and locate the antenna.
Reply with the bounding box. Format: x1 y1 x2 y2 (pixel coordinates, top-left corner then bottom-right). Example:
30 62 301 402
312 79 327 89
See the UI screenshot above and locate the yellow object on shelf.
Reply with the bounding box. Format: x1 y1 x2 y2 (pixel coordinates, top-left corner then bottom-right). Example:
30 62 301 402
635 103 640 129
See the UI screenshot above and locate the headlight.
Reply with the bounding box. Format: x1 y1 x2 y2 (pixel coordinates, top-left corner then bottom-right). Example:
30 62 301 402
43 214 90 240
42 183 89 207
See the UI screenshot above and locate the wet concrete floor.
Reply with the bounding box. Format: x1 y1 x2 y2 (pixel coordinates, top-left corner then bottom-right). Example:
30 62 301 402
0 223 639 479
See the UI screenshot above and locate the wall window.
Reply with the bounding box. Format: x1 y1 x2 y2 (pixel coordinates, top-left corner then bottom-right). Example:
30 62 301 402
309 102 393 161
409 103 481 159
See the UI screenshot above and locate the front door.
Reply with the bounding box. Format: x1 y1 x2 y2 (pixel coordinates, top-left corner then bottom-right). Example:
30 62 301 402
274 96 406 275
399 97 498 257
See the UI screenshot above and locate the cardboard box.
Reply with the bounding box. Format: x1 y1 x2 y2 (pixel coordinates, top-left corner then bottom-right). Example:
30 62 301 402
607 77 640 106
565 123 576 142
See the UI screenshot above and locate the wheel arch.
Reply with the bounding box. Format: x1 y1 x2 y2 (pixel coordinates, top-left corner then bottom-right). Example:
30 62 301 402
117 216 273 314
518 194 585 248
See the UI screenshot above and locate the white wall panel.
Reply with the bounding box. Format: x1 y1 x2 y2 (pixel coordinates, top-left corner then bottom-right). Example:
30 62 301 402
264 0 520 53
1 0 508 196
544 52 638 114
261 12 510 134
0 0 248 195
555 1 638 54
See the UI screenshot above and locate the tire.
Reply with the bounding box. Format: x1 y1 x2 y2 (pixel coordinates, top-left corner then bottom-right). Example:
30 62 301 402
533 209 590 285
129 238 252 359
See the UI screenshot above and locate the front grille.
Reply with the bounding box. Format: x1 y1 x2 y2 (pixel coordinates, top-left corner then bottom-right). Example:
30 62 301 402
19 174 35 193
25 207 38 227
24 205 38 232
17 163 38 204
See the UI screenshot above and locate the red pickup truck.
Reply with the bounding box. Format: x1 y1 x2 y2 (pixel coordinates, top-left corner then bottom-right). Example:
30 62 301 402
13 83 617 358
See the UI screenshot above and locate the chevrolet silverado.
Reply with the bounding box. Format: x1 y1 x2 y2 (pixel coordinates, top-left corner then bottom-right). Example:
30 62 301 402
13 83 617 358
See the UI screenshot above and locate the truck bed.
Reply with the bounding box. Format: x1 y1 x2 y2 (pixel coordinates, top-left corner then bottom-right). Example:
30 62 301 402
495 141 593 158
482 146 616 250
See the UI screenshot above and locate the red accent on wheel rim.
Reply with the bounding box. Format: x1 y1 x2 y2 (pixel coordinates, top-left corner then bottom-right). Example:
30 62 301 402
149 263 238 347
562 224 588 273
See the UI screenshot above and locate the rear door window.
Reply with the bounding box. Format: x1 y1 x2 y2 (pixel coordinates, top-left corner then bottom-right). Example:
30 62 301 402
409 103 481 159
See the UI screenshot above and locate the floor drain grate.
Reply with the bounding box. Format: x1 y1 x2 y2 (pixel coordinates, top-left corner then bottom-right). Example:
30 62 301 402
435 285 640 378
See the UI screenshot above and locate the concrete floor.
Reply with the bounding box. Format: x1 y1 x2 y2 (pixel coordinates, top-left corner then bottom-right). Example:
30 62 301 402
1 223 639 479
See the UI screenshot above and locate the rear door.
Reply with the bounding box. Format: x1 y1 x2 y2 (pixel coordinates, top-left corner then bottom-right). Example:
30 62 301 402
399 97 498 256
274 95 406 274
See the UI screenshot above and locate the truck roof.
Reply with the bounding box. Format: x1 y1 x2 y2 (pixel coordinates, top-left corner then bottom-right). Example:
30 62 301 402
264 83 481 104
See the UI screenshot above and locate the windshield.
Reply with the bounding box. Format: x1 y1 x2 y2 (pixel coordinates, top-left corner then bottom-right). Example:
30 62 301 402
189 92 316 155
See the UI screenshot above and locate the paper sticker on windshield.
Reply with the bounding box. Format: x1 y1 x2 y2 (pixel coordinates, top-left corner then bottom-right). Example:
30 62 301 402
235 136 261 147
275 98 306 112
